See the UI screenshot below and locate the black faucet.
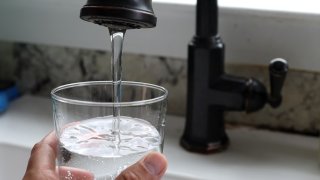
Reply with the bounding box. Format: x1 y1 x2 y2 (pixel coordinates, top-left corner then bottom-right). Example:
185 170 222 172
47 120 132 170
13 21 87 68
180 0 288 153
79 0 288 154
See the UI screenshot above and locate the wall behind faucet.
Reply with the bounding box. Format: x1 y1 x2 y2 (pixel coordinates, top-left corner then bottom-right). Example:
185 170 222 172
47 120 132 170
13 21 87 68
0 40 319 136
2 1 320 72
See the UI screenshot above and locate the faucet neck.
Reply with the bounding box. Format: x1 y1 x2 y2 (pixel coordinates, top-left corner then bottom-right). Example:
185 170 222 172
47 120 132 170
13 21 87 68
196 0 218 37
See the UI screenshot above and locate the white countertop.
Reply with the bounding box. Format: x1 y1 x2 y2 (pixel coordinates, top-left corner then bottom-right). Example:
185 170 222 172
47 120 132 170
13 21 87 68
0 95 319 180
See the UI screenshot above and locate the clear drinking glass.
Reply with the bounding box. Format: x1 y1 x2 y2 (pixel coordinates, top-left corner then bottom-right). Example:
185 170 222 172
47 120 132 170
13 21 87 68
51 81 168 180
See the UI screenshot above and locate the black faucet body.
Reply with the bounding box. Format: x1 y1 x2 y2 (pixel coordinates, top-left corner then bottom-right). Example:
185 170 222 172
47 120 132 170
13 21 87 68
181 31 269 153
180 0 287 153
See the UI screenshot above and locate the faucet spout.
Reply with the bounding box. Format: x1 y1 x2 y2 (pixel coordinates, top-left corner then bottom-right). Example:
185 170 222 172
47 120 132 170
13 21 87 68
80 0 157 29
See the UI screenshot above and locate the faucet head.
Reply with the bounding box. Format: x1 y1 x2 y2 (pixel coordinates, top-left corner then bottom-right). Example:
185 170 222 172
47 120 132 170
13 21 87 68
80 0 157 29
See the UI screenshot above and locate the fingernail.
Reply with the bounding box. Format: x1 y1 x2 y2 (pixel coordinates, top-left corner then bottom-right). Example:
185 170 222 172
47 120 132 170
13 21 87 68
143 153 164 176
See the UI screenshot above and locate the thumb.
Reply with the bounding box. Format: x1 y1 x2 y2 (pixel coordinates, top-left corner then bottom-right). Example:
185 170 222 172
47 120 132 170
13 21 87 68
116 152 167 180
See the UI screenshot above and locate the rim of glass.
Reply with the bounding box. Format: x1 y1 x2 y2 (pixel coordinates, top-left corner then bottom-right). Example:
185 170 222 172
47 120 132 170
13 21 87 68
51 81 168 107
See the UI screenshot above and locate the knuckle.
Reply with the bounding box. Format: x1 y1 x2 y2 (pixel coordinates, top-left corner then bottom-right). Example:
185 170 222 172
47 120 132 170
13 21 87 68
31 142 42 155
119 171 140 180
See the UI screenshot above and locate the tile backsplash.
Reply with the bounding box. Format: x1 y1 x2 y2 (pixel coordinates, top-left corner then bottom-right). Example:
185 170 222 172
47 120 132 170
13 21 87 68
0 41 319 135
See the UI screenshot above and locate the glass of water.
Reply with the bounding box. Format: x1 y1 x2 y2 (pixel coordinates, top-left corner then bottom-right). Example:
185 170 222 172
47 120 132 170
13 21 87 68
51 81 168 180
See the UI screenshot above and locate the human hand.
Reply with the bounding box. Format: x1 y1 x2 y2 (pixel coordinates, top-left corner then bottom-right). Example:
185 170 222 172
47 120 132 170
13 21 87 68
23 132 167 180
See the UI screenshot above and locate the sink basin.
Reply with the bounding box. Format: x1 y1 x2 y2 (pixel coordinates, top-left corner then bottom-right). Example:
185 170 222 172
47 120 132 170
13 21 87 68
0 143 30 180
